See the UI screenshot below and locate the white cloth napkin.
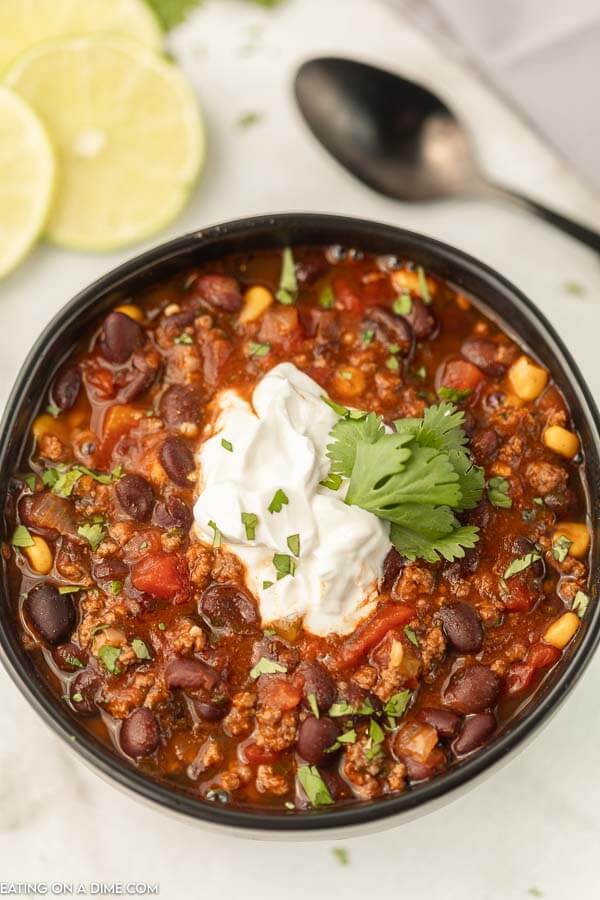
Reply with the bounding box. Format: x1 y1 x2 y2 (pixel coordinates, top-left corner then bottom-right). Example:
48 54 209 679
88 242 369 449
386 0 600 194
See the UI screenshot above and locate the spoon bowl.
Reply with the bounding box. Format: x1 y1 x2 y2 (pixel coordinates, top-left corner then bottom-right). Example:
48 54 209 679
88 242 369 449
295 57 600 251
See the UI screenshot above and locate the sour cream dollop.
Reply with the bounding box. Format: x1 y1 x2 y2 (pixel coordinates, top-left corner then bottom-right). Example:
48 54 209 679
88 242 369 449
193 363 390 636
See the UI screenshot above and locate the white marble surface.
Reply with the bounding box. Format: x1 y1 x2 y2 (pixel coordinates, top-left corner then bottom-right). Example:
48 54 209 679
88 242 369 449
1 0 600 895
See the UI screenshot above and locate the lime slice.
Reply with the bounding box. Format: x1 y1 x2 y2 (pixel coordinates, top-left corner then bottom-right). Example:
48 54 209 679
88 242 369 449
0 85 55 278
0 0 163 72
5 37 205 251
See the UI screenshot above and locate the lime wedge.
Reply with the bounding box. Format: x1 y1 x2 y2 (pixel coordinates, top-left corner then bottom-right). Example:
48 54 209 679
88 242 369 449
5 37 205 251
0 85 55 278
0 0 163 72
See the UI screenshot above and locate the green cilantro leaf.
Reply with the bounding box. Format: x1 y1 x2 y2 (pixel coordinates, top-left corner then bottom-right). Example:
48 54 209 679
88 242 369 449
297 765 333 808
287 533 300 556
250 657 287 679
46 403 60 417
42 467 60 488
77 522 106 551
572 590 589 618
221 438 233 452
319 284 335 309
241 512 258 541
417 265 432 304
208 520 222 549
326 412 385 477
319 472 343 491
131 638 151 660
11 525 34 548
273 553 296 580
248 341 271 358
448 449 485 510
144 0 202 29
307 693 320 718
262 580 274 590
390 522 480 564
332 848 349 866
393 294 412 315
386 356 400 371
328 700 355 717
437 386 472 403
98 645 121 675
487 476 513 509
503 552 541 580
396 401 467 452
58 585 82 595
109 580 123 596
552 535 572 563
368 718 385 745
65 655 84 669
362 329 375 345
174 332 193 345
268 489 289 514
24 474 37 491
52 468 83 498
404 626 419 647
384 690 411 719
276 247 298 305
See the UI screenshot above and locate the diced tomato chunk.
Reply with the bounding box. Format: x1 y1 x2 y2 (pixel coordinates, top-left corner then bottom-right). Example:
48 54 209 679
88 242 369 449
441 359 485 392
503 575 535 612
505 662 535 695
333 603 414 671
257 674 303 710
131 551 190 602
527 642 561 669
332 278 362 314
244 742 281 765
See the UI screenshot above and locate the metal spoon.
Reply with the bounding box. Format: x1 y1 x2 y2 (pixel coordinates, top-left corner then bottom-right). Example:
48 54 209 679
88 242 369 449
294 57 600 252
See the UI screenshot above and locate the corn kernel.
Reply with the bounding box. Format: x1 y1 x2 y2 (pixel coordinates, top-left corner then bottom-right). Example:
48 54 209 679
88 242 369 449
543 425 579 459
32 413 66 443
391 269 437 299
114 304 144 323
239 285 274 324
455 293 471 311
507 355 549 401
553 522 590 559
24 536 53 575
332 365 366 399
544 612 580 649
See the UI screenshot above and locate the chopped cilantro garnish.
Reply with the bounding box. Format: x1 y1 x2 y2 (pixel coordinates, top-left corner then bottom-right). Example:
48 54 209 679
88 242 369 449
98 645 121 675
319 472 343 491
297 765 333 808
337 728 357 744
503 552 541 580
276 247 298 305
362 329 375 345
572 590 589 618
438 386 471 403
319 284 335 309
208 520 222 549
339 369 352 381
237 111 261 129
131 638 151 660
533 497 544 506
77 522 106 552
65 655 84 669
71 692 83 703
417 265 432 304
241 512 258 541
325 400 484 563
174 332 193 345
11 525 34 548
287 533 300 556
109 580 123 596
328 700 355 718
42 468 59 488
75 464 123 485
250 657 287 679
52 468 83 498
386 356 400 371
368 718 385 745
158 622 166 631
387 343 401 355
268 489 289 514
24 474 37 491
487 476 512 509
221 438 233 452
552 535 572 563
404 626 419 647
332 848 349 866
307 693 320 718
262 580 274 590
273 553 296 580
58 585 81 595
413 366 427 380
46 403 60 417
384 690 411 719
393 294 412 316
248 341 271 358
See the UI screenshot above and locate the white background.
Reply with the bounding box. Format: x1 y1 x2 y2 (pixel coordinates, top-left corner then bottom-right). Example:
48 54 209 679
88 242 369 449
1 1 599 896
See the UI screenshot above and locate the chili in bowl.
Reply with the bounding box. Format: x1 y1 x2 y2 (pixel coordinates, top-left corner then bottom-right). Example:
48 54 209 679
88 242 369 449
0 215 598 836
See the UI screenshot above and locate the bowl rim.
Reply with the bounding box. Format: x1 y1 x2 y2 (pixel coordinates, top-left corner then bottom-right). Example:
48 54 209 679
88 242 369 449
1 212 599 834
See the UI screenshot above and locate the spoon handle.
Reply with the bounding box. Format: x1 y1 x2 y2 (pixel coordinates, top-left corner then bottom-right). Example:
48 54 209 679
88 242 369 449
481 181 600 253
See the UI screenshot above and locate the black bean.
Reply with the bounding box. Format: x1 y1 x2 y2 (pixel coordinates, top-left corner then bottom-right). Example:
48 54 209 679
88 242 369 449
25 583 75 645
70 668 101 715
363 306 414 356
101 311 144 364
115 474 154 521
445 546 480 582
296 716 339 764
511 537 545 579
165 657 220 692
380 547 405 592
193 274 242 312
159 384 203 429
444 664 502 714
193 694 231 721
118 357 158 403
152 496 192 531
452 712 496 755
51 365 81 412
461 338 505 377
159 436 194 486
53 642 85 673
299 661 336 714
92 557 128 586
199 582 260 633
439 602 484 653
403 297 437 340
119 708 160 758
418 707 461 739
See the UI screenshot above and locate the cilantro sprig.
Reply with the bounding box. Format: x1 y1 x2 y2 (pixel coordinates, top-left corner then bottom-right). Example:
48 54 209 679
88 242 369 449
325 400 484 563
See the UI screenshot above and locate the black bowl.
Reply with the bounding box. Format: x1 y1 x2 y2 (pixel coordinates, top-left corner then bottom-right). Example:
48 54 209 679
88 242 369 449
1 214 598 837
